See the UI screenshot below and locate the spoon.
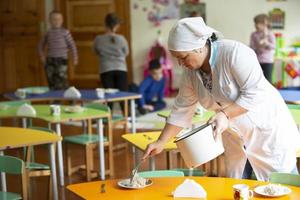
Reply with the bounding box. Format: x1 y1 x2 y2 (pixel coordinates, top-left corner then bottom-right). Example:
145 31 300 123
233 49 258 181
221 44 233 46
130 159 144 184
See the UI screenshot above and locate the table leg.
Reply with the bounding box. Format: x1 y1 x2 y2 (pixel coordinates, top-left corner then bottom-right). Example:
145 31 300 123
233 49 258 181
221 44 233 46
49 143 58 200
22 118 27 128
130 99 139 165
54 123 65 186
97 119 105 180
130 99 136 133
0 151 7 192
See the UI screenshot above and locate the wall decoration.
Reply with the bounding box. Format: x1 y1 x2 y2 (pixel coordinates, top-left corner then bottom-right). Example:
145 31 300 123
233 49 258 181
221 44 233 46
180 2 206 21
269 8 285 29
132 0 179 26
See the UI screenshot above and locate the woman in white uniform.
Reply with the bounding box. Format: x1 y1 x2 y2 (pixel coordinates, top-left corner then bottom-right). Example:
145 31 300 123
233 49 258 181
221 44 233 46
143 17 300 181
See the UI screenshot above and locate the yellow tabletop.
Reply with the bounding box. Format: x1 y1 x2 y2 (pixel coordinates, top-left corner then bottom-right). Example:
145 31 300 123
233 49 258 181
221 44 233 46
67 176 300 200
122 132 176 151
0 127 61 150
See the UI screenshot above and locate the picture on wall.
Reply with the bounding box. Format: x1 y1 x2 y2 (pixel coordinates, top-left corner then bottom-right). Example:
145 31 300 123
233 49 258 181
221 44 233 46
180 2 206 21
269 8 285 29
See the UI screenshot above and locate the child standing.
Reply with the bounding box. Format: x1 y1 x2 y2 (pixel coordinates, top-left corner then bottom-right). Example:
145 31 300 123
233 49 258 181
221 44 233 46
138 59 166 114
94 13 129 112
38 10 78 90
250 14 276 83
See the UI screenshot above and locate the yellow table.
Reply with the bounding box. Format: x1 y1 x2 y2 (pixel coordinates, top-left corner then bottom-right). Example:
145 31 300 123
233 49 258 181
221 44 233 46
122 132 176 151
67 176 300 200
0 127 61 200
122 132 176 170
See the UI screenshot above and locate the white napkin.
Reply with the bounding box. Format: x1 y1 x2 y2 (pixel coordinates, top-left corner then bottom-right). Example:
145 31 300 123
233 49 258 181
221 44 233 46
173 179 207 199
63 86 81 98
17 104 36 117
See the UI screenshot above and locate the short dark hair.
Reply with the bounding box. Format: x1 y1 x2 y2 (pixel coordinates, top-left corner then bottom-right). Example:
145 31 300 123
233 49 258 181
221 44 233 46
105 13 120 30
149 59 161 71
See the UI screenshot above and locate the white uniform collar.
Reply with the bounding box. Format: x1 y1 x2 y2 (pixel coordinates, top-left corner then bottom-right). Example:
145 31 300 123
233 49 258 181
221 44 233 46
209 41 218 69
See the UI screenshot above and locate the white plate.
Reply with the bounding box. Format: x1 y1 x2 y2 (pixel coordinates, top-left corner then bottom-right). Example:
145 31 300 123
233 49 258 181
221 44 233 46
117 178 152 189
254 184 291 197
64 106 85 113
105 88 119 94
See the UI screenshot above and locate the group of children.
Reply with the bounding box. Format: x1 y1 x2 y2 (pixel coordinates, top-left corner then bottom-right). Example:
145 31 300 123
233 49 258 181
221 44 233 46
38 11 166 115
38 10 275 115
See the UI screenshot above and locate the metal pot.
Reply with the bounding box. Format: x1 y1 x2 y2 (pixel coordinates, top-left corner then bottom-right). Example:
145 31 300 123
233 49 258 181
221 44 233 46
174 123 224 168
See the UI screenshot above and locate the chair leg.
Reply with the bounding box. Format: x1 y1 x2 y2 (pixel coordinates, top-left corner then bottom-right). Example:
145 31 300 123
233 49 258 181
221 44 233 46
48 176 52 200
85 145 92 181
166 151 172 169
22 171 28 200
66 143 72 176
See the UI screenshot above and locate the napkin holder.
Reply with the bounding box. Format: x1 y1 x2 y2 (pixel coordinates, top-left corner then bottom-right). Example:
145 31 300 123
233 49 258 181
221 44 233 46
173 179 207 199
17 104 36 117
63 86 81 99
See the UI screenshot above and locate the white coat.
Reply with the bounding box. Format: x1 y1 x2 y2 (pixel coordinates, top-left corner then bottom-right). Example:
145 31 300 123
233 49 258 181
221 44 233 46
167 39 300 181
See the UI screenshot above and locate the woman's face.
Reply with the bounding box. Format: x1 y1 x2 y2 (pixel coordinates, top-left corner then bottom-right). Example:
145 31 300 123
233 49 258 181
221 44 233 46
170 49 206 70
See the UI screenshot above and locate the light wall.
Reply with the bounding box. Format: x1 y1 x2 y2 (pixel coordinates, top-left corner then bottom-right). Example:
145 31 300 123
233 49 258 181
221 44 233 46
130 0 300 85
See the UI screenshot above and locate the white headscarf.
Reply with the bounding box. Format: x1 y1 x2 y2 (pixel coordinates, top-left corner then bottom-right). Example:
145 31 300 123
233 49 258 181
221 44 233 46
168 17 219 52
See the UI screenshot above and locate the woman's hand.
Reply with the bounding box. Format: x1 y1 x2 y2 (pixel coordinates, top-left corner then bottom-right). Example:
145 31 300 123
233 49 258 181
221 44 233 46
142 140 165 159
208 111 229 140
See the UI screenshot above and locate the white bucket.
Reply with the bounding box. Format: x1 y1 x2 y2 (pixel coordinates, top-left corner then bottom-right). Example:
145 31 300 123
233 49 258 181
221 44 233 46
174 123 224 168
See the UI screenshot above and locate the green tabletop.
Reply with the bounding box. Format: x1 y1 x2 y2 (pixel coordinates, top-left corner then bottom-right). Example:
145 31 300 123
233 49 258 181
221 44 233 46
289 108 300 125
157 110 215 124
158 108 300 125
0 104 109 123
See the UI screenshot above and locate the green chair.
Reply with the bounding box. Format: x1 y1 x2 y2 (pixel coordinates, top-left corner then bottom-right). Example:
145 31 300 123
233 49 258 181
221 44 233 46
64 103 114 181
25 127 53 199
269 172 300 187
0 155 27 200
84 103 127 151
173 168 206 176
138 170 185 178
287 104 300 110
